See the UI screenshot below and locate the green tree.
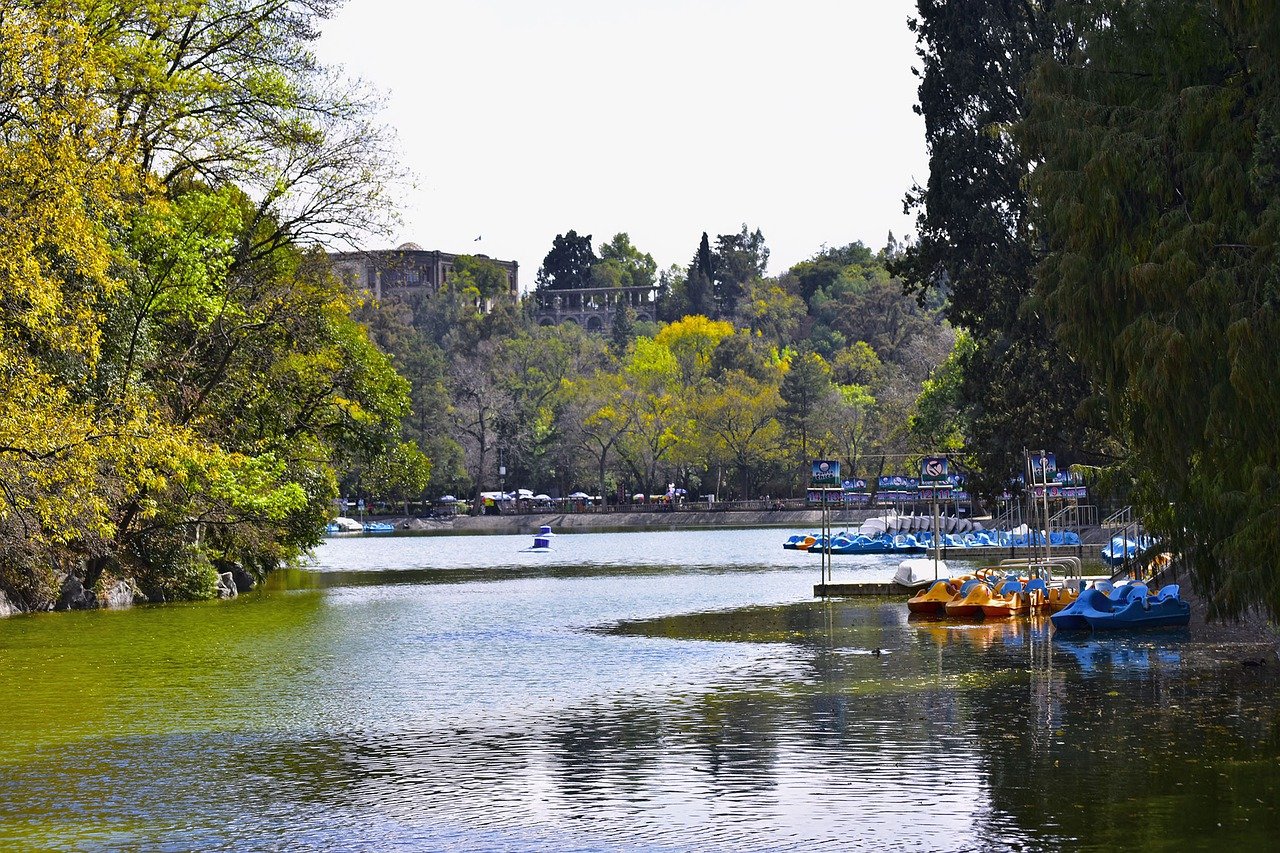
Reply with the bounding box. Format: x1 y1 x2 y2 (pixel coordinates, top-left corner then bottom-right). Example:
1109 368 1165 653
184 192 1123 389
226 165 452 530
693 370 783 499
1021 0 1280 619
598 233 657 289
713 225 769 317
891 0 1098 494
779 351 836 482
536 230 597 290
0 0 405 606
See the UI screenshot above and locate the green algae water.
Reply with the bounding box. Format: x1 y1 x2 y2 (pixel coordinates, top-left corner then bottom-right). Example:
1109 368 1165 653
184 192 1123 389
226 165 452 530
1 529 1277 851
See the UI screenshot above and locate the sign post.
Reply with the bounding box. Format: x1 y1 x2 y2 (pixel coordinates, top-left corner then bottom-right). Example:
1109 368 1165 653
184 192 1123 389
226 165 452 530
811 460 841 587
919 456 952 580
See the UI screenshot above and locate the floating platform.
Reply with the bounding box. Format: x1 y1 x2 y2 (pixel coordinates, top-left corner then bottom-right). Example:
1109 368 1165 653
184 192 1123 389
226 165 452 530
814 582 917 597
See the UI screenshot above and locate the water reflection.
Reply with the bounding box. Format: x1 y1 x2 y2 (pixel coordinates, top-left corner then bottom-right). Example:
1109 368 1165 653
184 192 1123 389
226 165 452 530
1 534 1277 851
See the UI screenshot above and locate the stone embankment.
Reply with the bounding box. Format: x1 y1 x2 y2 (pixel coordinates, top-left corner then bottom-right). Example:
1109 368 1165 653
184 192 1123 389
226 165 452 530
391 509 1115 544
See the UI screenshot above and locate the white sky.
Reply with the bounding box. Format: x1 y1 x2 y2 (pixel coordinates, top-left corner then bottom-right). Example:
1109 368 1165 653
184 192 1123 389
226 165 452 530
316 0 927 290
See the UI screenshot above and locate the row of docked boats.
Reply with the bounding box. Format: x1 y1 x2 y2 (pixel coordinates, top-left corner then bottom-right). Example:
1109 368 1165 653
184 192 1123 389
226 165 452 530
905 570 1190 631
785 526 1084 554
324 517 396 535
907 571 1080 618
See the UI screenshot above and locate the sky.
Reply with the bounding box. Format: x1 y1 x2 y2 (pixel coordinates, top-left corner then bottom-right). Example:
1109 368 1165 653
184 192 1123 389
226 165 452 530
315 0 928 291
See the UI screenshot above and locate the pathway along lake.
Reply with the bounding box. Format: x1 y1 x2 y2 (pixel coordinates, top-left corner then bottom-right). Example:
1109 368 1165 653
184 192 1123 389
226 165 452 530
2 529 1277 851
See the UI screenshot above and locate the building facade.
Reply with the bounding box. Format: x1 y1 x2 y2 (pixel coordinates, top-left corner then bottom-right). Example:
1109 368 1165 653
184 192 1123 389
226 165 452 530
329 243 519 302
531 285 660 332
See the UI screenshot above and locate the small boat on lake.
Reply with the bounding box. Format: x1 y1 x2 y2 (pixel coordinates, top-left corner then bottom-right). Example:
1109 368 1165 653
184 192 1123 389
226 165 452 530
907 579 959 614
944 579 996 618
522 525 555 552
362 521 396 534
783 533 818 551
1050 582 1189 631
1085 584 1190 631
980 579 1033 618
325 516 363 535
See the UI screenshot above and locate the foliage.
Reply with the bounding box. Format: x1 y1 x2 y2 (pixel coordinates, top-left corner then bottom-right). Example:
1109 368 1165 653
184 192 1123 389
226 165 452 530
536 230 597 291
597 233 658 289
0 0 405 606
1022 0 1280 619
891 0 1099 493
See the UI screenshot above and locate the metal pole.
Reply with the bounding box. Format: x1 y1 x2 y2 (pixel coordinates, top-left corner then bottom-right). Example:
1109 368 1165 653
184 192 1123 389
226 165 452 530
932 493 941 580
1040 451 1052 578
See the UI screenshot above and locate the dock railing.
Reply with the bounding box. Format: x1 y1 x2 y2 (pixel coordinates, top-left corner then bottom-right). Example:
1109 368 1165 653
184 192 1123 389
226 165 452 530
991 500 1025 532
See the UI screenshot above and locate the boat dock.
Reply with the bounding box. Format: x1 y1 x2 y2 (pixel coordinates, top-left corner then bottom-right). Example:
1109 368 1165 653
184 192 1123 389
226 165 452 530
814 582 915 597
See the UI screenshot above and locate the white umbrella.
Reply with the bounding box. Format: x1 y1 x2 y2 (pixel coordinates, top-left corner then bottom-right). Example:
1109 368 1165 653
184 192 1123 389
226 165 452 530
517 488 534 498
568 491 590 499
534 494 551 501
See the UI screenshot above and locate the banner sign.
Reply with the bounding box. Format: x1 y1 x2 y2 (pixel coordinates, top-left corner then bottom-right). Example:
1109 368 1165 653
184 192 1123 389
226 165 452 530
920 456 951 486
811 459 841 487
877 475 919 503
842 478 868 493
1030 452 1057 484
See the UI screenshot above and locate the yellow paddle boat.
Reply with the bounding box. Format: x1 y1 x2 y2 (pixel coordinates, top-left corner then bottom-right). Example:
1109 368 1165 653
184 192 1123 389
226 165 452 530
906 579 959 614
980 589 1032 618
944 580 995 617
1047 585 1079 612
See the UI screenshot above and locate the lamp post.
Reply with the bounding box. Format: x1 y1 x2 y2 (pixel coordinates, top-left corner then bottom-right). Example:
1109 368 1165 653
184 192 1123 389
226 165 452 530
498 447 506 498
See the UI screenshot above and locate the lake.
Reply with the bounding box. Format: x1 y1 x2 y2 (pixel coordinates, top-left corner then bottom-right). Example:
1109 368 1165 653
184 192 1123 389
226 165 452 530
1 528 1277 851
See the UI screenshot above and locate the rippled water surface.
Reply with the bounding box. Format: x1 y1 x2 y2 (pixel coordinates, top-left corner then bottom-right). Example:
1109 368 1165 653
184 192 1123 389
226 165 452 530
2 529 1278 851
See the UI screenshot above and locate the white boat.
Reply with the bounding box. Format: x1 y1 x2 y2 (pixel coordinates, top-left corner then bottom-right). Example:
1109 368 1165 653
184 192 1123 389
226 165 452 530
325 516 363 535
895 558 948 588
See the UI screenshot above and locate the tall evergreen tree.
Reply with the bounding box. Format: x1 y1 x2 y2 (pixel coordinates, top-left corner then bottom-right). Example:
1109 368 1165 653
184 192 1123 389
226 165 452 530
891 0 1099 494
536 230 597 291
685 232 716 317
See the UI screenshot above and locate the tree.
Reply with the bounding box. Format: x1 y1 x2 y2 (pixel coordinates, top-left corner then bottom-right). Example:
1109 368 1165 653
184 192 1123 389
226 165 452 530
451 255 512 301
1021 0 1280 620
713 225 769 317
536 230 597 291
693 371 783 500
598 233 657 289
890 0 1098 492
0 0 407 606
779 351 836 482
448 341 511 505
610 303 635 357
564 372 633 504
616 337 687 496
677 233 717 319
654 315 734 386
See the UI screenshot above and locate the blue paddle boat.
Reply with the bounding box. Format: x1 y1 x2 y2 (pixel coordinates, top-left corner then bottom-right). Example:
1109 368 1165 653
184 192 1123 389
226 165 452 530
783 533 818 551
1085 584 1189 630
1051 583 1188 631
